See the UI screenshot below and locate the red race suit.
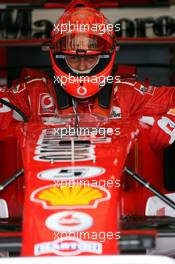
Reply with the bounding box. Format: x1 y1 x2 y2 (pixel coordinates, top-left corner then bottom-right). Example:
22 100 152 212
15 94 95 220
1 68 175 148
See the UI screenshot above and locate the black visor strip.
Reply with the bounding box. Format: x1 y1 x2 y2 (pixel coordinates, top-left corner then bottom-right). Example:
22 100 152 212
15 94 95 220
53 53 111 76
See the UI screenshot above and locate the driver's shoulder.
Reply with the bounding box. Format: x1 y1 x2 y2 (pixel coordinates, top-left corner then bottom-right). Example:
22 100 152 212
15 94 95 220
113 79 137 97
19 67 50 88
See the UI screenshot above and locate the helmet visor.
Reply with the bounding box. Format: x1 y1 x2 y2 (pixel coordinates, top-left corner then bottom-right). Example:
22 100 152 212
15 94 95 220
53 32 113 55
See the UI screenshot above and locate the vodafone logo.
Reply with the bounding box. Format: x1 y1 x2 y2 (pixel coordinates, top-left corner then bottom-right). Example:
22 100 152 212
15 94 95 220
41 94 53 109
45 211 93 232
77 86 87 96
39 93 55 114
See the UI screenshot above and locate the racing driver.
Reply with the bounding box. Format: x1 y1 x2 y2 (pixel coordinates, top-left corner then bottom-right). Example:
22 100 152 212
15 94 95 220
0 0 175 149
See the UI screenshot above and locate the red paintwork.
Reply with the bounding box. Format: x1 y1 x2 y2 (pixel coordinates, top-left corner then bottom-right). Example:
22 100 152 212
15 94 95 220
19 119 136 256
1 0 162 7
0 232 21 237
0 116 166 256
1 38 175 48
0 124 24 218
121 124 166 216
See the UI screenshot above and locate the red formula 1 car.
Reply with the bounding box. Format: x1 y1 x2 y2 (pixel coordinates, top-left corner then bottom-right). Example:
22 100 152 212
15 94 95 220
0 104 175 260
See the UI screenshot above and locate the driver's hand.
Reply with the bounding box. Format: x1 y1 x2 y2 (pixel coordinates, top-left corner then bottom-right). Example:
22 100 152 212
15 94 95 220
149 111 175 149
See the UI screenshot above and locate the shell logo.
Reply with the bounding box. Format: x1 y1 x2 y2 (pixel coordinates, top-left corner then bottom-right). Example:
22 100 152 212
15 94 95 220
31 184 111 209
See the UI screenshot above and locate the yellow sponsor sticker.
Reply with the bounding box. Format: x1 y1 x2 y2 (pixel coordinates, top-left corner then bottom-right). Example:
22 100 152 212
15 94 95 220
31 184 111 209
168 108 175 117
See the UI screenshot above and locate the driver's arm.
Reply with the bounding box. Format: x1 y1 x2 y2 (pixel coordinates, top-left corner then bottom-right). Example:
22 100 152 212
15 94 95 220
149 110 175 149
115 81 175 149
128 81 175 149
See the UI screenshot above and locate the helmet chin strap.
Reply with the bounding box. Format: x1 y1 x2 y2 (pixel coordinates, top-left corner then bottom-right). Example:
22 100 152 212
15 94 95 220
65 56 100 75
